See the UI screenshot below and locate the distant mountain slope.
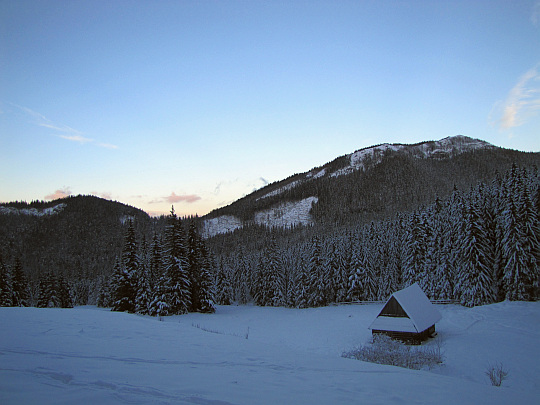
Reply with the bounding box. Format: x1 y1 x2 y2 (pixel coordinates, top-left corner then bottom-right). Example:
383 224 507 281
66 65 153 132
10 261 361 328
203 135 539 237
0 195 155 285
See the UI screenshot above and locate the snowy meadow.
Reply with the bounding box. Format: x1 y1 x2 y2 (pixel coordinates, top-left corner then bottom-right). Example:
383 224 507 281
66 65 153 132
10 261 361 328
1 302 539 404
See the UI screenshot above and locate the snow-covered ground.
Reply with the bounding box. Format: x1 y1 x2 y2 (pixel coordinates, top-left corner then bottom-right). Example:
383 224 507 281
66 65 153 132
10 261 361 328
1 302 538 404
253 197 317 228
202 197 317 238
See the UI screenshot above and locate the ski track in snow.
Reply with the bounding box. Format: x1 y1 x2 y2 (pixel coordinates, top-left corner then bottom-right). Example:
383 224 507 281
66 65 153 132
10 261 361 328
0 302 538 404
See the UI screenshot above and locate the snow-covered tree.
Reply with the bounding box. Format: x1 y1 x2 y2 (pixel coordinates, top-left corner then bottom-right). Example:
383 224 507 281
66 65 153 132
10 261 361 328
215 258 233 305
111 221 139 313
454 197 494 307
0 255 13 306
11 257 29 307
163 207 190 315
308 236 327 307
37 272 60 308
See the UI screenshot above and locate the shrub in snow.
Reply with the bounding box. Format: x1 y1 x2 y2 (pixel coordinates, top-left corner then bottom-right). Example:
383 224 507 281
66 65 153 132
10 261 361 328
485 362 509 387
342 334 444 370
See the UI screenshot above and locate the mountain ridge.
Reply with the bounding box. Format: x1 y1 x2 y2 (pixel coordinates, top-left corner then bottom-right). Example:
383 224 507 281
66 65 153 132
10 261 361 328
202 135 537 237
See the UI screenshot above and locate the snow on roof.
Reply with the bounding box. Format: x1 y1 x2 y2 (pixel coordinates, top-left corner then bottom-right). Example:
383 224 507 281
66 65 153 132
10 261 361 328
369 283 442 333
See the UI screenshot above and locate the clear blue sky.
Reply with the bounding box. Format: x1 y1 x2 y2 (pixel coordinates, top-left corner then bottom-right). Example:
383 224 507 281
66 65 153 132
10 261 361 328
1 0 539 216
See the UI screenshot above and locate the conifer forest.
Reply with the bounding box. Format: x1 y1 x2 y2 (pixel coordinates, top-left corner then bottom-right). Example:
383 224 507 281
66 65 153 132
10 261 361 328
0 159 539 314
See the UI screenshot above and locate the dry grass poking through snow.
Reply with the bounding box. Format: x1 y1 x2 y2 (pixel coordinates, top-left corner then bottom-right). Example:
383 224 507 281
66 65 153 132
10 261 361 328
342 334 444 370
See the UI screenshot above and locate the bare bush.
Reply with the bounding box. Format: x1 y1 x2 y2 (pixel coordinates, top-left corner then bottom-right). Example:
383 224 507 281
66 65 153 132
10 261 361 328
342 334 444 370
485 362 509 387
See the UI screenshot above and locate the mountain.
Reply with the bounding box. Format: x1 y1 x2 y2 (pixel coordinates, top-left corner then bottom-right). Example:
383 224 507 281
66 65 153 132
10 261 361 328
0 195 155 296
202 135 539 238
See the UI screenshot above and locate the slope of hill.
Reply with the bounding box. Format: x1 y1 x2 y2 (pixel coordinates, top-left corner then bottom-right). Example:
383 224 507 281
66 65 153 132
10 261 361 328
203 135 539 237
0 195 154 285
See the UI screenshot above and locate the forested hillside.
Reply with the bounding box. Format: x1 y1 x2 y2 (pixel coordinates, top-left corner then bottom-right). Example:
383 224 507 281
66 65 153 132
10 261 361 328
209 164 540 308
204 136 540 233
0 195 158 304
1 137 539 311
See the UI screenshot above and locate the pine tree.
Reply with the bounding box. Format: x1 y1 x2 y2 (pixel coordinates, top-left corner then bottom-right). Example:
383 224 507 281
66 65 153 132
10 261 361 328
111 221 139 313
454 197 494 307
308 236 327 307
37 272 59 308
148 273 170 317
324 242 340 303
501 170 539 300
254 255 269 306
266 237 285 307
196 240 215 313
149 233 163 291
57 274 73 308
135 234 152 314
348 243 367 301
403 212 427 287
0 254 13 306
234 249 251 305
293 256 309 308
96 276 112 308
186 222 201 311
111 259 136 313
135 263 152 314
163 207 190 315
215 258 233 305
11 257 29 307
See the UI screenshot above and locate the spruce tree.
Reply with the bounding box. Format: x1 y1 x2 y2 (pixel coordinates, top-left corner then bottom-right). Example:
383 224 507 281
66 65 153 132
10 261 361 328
111 221 138 313
148 272 170 317
187 222 202 312
215 258 233 305
293 257 309 308
308 236 327 307
57 274 73 308
454 198 494 307
37 272 59 308
0 254 13 306
163 207 190 315
348 244 367 301
266 237 285 307
196 240 216 313
149 233 163 289
11 257 29 307
135 263 151 314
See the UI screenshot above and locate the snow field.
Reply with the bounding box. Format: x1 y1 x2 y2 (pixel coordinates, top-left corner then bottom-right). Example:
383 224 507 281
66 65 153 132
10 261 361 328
1 302 538 404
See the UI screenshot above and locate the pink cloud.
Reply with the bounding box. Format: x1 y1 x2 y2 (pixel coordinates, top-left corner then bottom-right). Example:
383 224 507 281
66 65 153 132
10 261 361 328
166 192 201 204
45 187 72 200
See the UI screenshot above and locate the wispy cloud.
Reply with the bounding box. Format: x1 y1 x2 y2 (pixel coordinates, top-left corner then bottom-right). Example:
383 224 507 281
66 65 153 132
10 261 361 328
59 134 94 144
96 142 119 149
45 187 72 201
9 103 118 149
494 63 540 130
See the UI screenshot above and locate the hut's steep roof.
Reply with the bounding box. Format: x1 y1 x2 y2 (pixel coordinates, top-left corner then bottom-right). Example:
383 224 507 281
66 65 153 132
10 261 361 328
369 283 442 333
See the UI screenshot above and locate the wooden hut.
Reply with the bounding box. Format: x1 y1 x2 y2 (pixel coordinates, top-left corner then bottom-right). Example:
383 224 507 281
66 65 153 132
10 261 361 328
368 283 442 344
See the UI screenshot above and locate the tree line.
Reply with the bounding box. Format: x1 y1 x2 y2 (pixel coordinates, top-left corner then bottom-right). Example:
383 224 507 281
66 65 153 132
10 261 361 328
212 164 539 308
1 164 538 311
97 208 215 315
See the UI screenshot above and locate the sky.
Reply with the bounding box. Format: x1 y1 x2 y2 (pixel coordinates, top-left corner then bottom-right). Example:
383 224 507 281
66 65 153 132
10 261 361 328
1 0 540 217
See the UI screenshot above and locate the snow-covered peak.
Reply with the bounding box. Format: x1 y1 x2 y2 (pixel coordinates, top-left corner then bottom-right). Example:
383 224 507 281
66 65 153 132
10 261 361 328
0 203 67 216
331 135 493 178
